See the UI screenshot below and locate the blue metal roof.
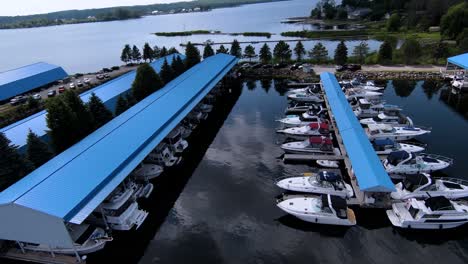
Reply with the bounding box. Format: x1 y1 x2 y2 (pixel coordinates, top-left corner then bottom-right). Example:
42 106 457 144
320 72 395 192
448 53 468 69
0 54 238 223
0 62 68 101
0 54 184 148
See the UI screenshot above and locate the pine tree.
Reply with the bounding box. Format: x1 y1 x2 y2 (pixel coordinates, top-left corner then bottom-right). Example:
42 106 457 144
203 44 215 59
259 43 272 63
45 97 80 153
62 90 94 137
294 41 306 61
352 41 369 64
26 130 53 168
171 56 186 77
125 93 137 107
121 44 132 64
168 47 179 54
153 45 161 59
185 42 201 69
160 58 175 85
230 39 242 58
0 133 34 191
401 38 422 64
216 45 229 54
132 45 142 63
115 95 130 116
243 45 256 61
334 40 348 65
87 93 113 129
143 43 154 62
273 41 292 62
132 63 163 101
378 40 393 64
309 42 329 63
160 46 168 57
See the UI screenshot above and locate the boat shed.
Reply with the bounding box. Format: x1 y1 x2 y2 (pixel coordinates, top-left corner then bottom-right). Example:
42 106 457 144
320 72 395 193
0 54 237 249
0 54 184 150
447 53 468 70
0 62 68 101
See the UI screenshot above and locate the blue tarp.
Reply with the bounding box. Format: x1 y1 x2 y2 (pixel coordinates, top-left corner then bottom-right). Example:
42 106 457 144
0 62 68 101
448 53 468 70
320 72 395 192
0 54 238 223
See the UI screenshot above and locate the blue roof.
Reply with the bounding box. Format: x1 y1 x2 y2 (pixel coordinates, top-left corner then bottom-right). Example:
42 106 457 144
0 54 238 223
448 53 468 69
320 72 395 192
0 62 68 101
0 54 183 148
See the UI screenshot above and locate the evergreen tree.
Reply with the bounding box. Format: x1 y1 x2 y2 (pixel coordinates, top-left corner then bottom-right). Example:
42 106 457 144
26 130 53 168
309 42 328 63
378 40 393 64
334 40 348 65
440 2 468 39
160 46 168 57
125 93 137 107
121 44 132 64
132 63 163 101
115 95 130 116
45 97 79 152
230 39 242 58
153 45 161 59
62 90 94 138
143 42 154 62
243 45 256 61
259 43 272 63
401 38 422 64
185 42 201 69
87 93 113 129
168 47 179 54
171 56 186 77
27 95 39 110
352 41 369 64
216 45 229 54
294 41 306 61
387 13 401 32
273 41 292 62
203 44 215 59
432 41 449 63
0 133 34 191
132 45 142 63
160 58 175 84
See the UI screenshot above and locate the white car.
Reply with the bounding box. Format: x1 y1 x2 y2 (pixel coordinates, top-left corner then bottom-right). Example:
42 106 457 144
69 83 75 89
84 78 91 84
32 94 41 100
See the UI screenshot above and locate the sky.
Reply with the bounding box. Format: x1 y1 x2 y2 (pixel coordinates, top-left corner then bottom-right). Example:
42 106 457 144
1 0 185 16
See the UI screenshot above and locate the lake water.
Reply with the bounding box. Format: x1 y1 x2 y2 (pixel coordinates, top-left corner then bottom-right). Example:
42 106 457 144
0 0 380 73
86 79 468 264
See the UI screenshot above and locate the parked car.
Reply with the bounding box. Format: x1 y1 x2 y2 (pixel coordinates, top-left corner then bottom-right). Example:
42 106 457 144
58 87 66 93
77 81 83 87
32 94 41 100
96 74 104 80
69 83 75 89
335 65 346 72
111 66 120 71
104 73 110 78
47 90 57 97
9 96 27 106
84 78 91 84
346 64 362 72
102 68 112 73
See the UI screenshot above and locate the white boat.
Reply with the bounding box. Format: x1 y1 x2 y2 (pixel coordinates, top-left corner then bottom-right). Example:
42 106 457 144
277 112 326 127
383 151 453 175
386 196 468 229
164 128 189 153
360 113 403 125
277 194 356 226
132 163 164 181
198 103 213 113
187 110 208 123
345 88 382 100
277 122 330 139
101 181 139 210
285 103 323 114
134 182 154 199
145 143 181 167
281 136 335 154
287 86 320 95
287 92 323 102
391 173 468 200
99 200 149 231
365 124 431 141
275 171 354 198
371 139 425 155
316 160 339 168
22 224 112 255
355 85 384 91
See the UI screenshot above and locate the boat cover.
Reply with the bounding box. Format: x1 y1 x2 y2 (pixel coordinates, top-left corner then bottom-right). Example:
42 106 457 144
387 151 411 165
309 136 332 145
319 171 341 182
309 122 329 130
425 196 455 211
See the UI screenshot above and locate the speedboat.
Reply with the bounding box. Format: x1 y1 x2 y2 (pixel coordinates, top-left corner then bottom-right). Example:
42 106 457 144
277 110 327 127
277 122 330 140
132 163 164 181
360 113 404 125
287 92 323 103
386 196 468 229
275 171 354 198
98 200 148 231
281 136 335 154
287 85 321 95
383 151 453 175
391 173 468 200
365 124 431 141
145 143 181 167
316 160 339 168
285 103 323 115
371 139 425 155
198 103 213 113
353 99 402 119
345 88 382 100
277 194 356 226
164 127 189 153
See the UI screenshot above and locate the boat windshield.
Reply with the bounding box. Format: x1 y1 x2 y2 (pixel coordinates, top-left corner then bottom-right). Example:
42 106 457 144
309 175 333 187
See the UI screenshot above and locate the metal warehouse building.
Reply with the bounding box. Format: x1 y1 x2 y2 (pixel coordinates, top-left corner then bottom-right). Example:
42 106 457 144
0 62 68 101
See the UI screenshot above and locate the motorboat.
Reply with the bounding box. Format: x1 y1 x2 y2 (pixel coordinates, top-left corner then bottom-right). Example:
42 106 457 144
386 196 468 229
164 128 189 153
277 194 356 226
285 103 323 115
198 103 213 113
383 151 453 175
281 136 335 154
287 85 321 95
287 92 324 103
275 171 354 198
134 181 154 199
22 224 112 255
277 110 327 127
100 181 139 210
391 173 468 200
179 123 193 139
452 76 468 90
277 122 330 140
371 139 425 155
98 200 148 231
187 110 208 123
316 160 339 168
345 88 382 100
132 163 164 181
145 143 181 167
360 113 404 125
365 124 431 141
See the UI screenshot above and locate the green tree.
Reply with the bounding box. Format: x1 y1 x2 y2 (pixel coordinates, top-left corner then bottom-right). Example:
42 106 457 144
309 42 328 63
62 90 94 138
273 41 292 62
432 41 449 63
334 40 348 65
26 130 53 168
160 58 175 84
216 45 229 54
143 42 154 62
243 45 256 61
168 47 179 54
259 43 272 63
457 28 468 51
203 44 215 59
401 38 422 64
27 96 39 110
230 39 242 58
294 41 306 61
378 40 393 64
440 2 468 39
115 95 130 116
171 56 186 77
131 63 163 101
160 46 168 57
185 42 201 69
352 41 370 64
121 44 132 64
0 133 34 191
322 0 337 19
132 45 142 63
45 97 79 152
387 13 401 32
153 45 161 59
87 93 113 129
125 93 137 107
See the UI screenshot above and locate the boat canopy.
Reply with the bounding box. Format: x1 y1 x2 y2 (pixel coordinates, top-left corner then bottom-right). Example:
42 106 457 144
323 195 347 210
425 196 455 211
367 123 392 131
447 53 468 69
309 136 332 145
373 139 394 146
319 171 341 182
309 122 329 130
387 151 412 165
402 174 430 191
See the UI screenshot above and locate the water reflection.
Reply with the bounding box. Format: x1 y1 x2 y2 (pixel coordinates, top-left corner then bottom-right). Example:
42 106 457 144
421 80 444 100
439 88 468 120
260 79 272 93
391 80 418 97
273 79 290 96
246 79 256 91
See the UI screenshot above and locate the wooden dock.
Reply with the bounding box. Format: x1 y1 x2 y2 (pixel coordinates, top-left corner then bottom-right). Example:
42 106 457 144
1 248 82 264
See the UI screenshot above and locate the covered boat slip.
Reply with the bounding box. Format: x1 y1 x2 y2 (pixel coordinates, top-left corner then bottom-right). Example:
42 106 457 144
447 53 468 70
0 54 238 249
320 72 395 199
